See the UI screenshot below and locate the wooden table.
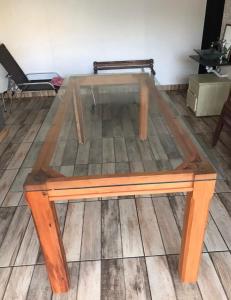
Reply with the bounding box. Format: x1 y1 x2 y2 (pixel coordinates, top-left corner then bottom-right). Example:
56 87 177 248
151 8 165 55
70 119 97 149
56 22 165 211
24 73 216 293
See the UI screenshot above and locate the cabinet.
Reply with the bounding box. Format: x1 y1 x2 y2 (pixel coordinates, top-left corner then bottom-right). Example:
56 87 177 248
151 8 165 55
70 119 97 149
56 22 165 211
186 74 231 117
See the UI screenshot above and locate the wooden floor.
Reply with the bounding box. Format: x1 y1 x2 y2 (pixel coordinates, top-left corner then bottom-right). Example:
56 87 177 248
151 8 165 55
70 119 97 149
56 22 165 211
0 92 231 300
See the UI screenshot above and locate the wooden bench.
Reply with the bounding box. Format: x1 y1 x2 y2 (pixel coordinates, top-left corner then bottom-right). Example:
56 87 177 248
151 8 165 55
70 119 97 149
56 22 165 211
93 59 155 76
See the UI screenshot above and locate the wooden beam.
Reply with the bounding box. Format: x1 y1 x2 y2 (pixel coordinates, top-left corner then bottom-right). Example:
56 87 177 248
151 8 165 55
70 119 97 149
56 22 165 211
25 170 197 191
32 81 73 172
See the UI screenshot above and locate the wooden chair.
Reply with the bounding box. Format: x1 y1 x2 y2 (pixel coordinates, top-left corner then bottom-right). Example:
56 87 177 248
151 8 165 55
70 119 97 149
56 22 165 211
93 59 156 76
212 93 231 146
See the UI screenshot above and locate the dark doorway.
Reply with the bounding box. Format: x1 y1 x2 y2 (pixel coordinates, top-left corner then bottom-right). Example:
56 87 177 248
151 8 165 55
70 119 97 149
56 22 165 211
199 0 225 73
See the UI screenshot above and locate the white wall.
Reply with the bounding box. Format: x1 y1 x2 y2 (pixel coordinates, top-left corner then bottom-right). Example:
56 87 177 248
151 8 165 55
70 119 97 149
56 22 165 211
0 0 206 87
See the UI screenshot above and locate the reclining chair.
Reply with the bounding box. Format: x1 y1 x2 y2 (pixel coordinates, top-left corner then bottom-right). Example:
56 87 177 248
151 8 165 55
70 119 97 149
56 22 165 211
0 43 60 110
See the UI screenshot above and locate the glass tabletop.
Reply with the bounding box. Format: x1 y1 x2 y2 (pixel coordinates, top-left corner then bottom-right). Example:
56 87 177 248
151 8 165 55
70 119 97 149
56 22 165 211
24 73 216 194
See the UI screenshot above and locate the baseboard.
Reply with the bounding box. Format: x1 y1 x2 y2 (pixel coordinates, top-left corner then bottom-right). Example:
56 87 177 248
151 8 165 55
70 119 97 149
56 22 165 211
3 83 188 99
3 90 56 98
158 84 188 91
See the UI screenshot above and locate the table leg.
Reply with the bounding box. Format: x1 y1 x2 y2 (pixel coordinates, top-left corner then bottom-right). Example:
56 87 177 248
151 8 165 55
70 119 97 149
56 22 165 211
25 191 69 293
139 82 149 140
179 178 216 282
73 87 85 144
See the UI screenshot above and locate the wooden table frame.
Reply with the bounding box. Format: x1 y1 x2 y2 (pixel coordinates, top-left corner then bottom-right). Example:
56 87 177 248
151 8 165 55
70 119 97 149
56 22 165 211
73 74 149 143
24 73 216 293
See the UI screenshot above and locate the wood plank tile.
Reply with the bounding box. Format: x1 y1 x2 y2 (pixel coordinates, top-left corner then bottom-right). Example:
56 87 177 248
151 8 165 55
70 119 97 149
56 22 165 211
210 195 231 249
210 252 231 299
21 142 43 168
125 137 142 161
0 267 12 300
60 165 74 177
167 255 202 300
114 137 128 162
0 142 19 169
88 163 101 175
168 195 186 231
15 216 39 266
101 259 125 300
10 168 32 192
121 105 136 135
153 196 181 254
81 202 101 260
136 197 165 255
197 253 227 300
89 139 102 164
119 199 143 257
1 192 22 207
0 207 16 245
170 195 227 252
5 109 22 125
146 256 176 300
62 139 78 166
7 142 32 169
103 137 115 163
143 160 158 172
0 169 18 205
22 123 41 143
50 140 66 167
102 112 118 139
112 117 123 137
205 214 228 252
0 206 31 267
158 134 181 160
115 162 130 174
102 162 115 175
101 200 122 259
0 125 19 147
26 265 51 300
3 266 34 300
76 141 90 164
63 202 84 261
52 262 79 300
55 204 69 234
59 119 74 142
218 192 231 216
215 180 231 193
11 123 32 143
151 117 171 136
23 110 40 125
77 261 101 300
157 159 172 171
136 139 153 161
124 258 151 300
74 164 88 176
130 161 144 172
